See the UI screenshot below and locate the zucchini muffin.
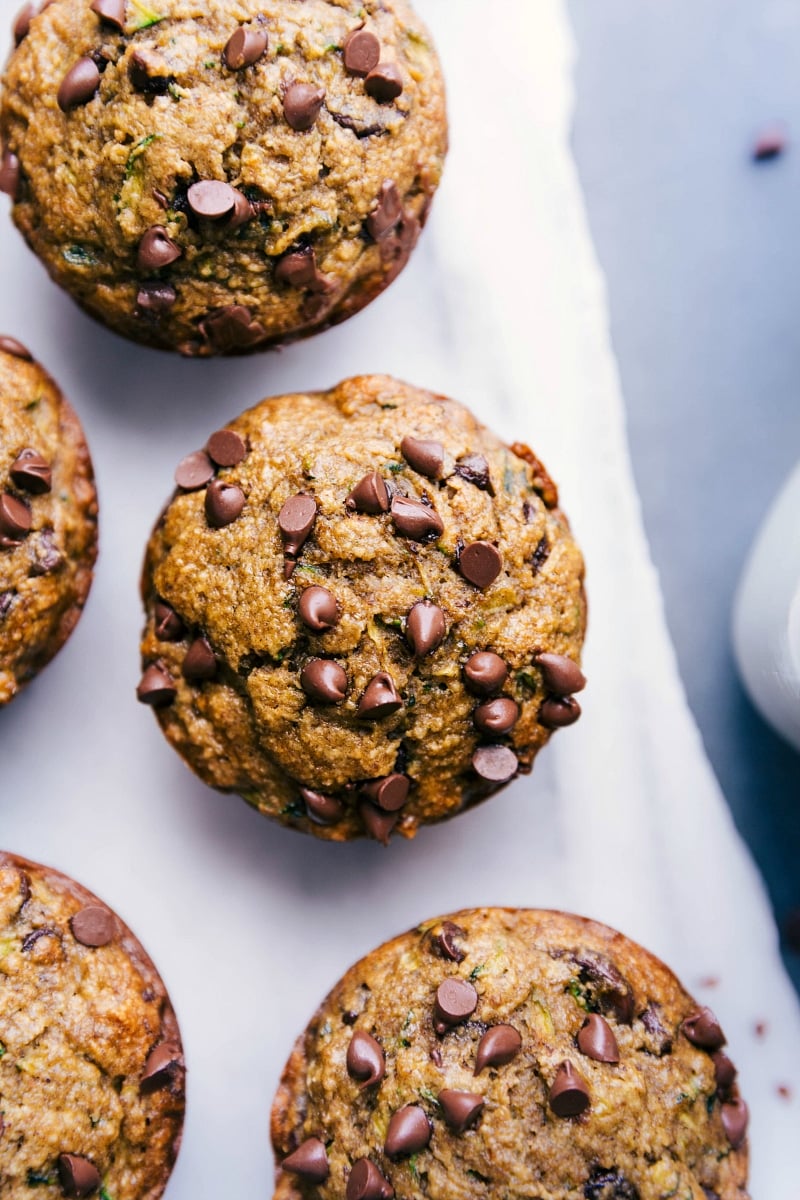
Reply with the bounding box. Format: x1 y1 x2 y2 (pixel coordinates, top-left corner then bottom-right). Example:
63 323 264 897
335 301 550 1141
138 375 587 842
0 337 97 706
0 0 446 355
271 908 750 1200
0 852 185 1199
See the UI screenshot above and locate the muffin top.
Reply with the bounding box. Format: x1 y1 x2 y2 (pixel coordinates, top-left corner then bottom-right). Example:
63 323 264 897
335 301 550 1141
0 852 185 1200
139 376 586 841
0 339 97 706
271 908 750 1200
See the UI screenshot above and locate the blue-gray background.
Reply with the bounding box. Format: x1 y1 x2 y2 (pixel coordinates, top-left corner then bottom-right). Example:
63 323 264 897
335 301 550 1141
570 0 800 990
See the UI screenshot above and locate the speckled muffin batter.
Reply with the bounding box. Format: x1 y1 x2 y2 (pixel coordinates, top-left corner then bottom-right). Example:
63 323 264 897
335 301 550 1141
138 375 586 842
271 908 750 1200
1 0 446 355
0 852 185 1199
0 338 97 706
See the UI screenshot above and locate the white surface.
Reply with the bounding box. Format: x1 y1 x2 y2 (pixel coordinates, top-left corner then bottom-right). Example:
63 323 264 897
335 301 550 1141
734 461 800 753
1 1 799 1195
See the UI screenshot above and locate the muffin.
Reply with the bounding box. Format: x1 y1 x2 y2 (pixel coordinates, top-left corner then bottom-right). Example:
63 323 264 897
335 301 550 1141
0 337 97 706
271 907 750 1200
0 852 185 1199
0 0 446 355
138 375 586 842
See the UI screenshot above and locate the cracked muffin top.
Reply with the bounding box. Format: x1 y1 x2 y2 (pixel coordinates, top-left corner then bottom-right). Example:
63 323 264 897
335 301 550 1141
0 0 446 355
271 908 750 1200
0 852 185 1200
138 375 586 842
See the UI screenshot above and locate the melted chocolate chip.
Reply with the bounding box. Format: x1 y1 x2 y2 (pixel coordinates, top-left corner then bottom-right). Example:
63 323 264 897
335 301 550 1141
712 1050 738 1094
10 449 51 494
406 600 446 657
282 1138 329 1184
57 58 101 111
69 906 114 947
584 1168 640 1200
129 49 172 94
474 1024 522 1074
347 1029 385 1087
13 3 36 45
454 453 492 492
574 951 635 1024
548 1061 590 1117
384 1106 431 1159
357 672 402 719
438 1089 484 1133
577 1014 619 1064
275 246 332 293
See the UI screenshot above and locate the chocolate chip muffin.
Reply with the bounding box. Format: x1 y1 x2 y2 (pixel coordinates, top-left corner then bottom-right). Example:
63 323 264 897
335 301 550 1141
0 337 97 707
138 375 586 842
0 852 185 1199
271 908 750 1200
0 0 446 356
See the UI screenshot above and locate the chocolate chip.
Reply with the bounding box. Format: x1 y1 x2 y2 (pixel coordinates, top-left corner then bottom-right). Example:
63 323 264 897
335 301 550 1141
454 453 492 492
475 1024 522 1074
129 49 172 94
548 1061 590 1117
282 1138 329 1184
344 29 381 76
299 585 339 632
275 246 332 293
91 0 126 30
721 1097 749 1148
357 672 402 719
182 636 217 681
584 1168 640 1199
472 744 518 783
201 304 267 351
174 449 214 490
57 57 101 111
361 774 409 812
57 1154 100 1198
300 787 344 825
228 189 254 228
10 449 51 494
390 495 443 541
359 802 397 845
223 25 268 70
137 225 182 271
69 906 114 947
154 600 184 641
301 659 348 704
0 493 31 542
346 470 389 514
366 181 402 240
639 1001 672 1055
136 282 176 312
141 1042 183 1092
463 651 508 695
712 1050 737 1093
206 429 246 468
205 479 245 528
13 3 36 44
459 541 502 588
347 1029 385 1087
188 180 238 221
385 1106 431 1159
279 493 317 556
473 697 519 736
0 591 14 619
574 951 634 1024
682 1007 726 1050
431 920 466 963
365 62 403 102
21 926 58 953
136 664 176 707
539 696 581 728
406 601 446 657
0 151 20 200
577 1014 619 1064
438 1089 484 1133
531 538 550 575
753 128 786 162
284 83 325 131
346 1159 394 1200
535 652 586 696
30 528 61 576
0 334 30 359
434 978 478 1028
400 435 444 480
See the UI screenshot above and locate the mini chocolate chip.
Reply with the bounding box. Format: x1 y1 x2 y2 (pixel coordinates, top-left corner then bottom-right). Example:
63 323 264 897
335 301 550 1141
154 600 184 641
136 664 176 707
0 334 30 359
10 449 51 494
299 585 339 632
346 470 389 514
57 57 101 111
279 493 317 556
205 479 245 528
390 494 443 540
365 62 403 102
346 1158 394 1200
188 180 238 221
223 25 268 70
535 652 586 696
475 1024 522 1074
454 453 492 492
300 787 344 825
438 1089 484 1133
13 3 36 44
385 1106 431 1159
434 978 478 1028
0 493 31 541
400 435 444 479
136 282 176 312
472 744 518 783
69 906 114 947
358 672 402 719
57 1154 100 1198
432 921 466 963
361 773 409 812
406 600 446 657
301 659 348 704
174 449 214 490
282 1138 329 1184
347 1028 385 1086
344 28 381 75
91 0 125 29
682 1007 726 1050
284 83 325 131
473 697 519 736
539 696 581 728
206 429 246 467
275 246 332 293
141 1042 183 1092
182 636 217 681
577 1014 619 1064
721 1097 749 1148
359 802 398 845
712 1050 737 1093
463 651 508 695
548 1061 590 1117
366 181 403 241
459 541 502 588
137 225 182 271
0 151 20 200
